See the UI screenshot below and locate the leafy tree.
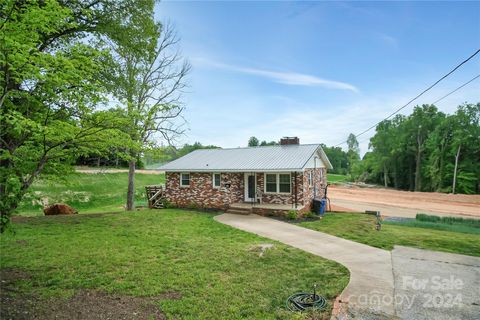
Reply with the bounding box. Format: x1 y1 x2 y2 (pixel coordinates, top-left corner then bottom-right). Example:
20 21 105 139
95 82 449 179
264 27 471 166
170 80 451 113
449 103 479 193
248 136 259 147
358 103 479 194
106 14 191 210
259 140 279 146
347 133 360 156
321 144 349 174
0 0 146 231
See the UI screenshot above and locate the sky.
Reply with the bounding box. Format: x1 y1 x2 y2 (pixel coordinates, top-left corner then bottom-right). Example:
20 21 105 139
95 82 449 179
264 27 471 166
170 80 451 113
155 1 480 156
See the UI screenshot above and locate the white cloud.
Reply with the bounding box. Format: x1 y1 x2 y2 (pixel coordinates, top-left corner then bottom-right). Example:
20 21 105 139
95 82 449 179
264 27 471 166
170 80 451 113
192 58 359 92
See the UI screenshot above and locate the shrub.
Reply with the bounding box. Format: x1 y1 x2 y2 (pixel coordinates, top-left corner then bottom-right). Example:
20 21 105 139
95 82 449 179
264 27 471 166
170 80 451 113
304 212 317 219
161 199 175 209
286 210 298 220
416 213 440 223
186 202 200 210
416 213 480 227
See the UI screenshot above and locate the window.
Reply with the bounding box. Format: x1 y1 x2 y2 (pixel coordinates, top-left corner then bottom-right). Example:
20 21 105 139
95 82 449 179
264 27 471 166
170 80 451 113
279 174 291 193
180 173 190 187
308 172 313 187
265 174 277 193
264 173 291 194
213 173 221 188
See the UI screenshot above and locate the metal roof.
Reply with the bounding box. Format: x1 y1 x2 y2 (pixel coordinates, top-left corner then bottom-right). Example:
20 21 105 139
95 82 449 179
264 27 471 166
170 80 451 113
159 144 332 172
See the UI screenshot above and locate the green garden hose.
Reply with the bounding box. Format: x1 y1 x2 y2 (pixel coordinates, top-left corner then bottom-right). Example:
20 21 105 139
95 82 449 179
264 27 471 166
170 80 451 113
286 284 327 312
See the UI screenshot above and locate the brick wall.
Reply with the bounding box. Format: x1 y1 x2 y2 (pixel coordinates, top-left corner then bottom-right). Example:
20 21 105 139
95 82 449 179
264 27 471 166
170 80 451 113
256 173 304 205
164 169 326 211
303 168 327 210
164 172 243 210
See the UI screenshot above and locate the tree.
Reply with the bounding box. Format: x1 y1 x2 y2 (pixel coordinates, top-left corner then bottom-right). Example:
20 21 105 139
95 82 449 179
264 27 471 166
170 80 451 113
248 136 259 147
106 18 191 210
0 0 147 231
449 103 479 194
346 133 360 179
259 140 279 146
347 133 360 156
321 144 349 174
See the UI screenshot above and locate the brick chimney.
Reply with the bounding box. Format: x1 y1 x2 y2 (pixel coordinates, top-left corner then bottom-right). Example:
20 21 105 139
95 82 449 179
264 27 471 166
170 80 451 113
280 136 300 145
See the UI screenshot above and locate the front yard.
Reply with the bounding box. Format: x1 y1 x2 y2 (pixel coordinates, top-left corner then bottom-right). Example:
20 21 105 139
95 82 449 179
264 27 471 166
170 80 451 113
0 210 349 319
300 213 480 257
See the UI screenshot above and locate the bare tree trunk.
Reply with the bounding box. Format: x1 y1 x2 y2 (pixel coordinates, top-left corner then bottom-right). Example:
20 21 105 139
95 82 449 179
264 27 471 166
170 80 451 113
452 144 461 194
126 160 135 210
383 163 388 188
415 127 422 191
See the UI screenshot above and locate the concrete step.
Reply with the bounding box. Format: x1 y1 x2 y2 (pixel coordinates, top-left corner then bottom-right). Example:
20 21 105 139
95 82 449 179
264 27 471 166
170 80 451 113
226 209 251 215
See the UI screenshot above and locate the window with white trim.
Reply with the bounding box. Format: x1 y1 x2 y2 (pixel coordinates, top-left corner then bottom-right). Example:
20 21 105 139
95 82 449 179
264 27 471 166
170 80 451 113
264 173 291 194
279 174 291 193
308 172 313 187
265 174 277 193
213 173 221 188
180 173 190 187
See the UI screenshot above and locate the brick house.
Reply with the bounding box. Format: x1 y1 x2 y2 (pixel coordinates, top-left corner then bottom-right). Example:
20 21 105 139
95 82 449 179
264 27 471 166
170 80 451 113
159 137 332 216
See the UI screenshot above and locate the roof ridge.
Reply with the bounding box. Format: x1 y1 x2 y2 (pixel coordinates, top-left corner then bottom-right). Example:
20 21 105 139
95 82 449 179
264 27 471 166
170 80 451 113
192 143 320 151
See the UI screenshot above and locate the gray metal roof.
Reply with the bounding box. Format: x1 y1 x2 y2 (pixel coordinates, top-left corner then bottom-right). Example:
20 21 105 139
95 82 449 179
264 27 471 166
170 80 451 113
159 144 332 172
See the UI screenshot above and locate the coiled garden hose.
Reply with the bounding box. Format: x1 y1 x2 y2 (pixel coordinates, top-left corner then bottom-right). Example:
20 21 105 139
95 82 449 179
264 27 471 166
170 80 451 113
286 284 327 312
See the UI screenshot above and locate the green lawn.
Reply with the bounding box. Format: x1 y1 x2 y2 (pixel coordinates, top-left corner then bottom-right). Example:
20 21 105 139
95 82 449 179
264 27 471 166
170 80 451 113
1 210 349 319
327 174 349 184
300 213 480 257
17 172 164 215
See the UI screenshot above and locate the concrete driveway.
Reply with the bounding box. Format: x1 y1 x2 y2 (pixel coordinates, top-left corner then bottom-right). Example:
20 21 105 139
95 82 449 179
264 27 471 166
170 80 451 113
215 213 395 318
215 213 480 319
392 246 480 320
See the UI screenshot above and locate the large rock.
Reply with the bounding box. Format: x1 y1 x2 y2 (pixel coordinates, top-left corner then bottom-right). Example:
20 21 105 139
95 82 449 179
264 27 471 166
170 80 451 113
43 203 78 216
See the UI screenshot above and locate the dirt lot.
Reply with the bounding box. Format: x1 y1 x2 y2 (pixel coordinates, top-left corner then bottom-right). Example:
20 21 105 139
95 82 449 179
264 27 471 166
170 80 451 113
0 268 169 320
328 185 480 219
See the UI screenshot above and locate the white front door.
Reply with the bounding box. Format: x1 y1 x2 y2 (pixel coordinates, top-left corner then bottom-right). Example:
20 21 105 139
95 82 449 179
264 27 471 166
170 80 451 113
244 173 256 202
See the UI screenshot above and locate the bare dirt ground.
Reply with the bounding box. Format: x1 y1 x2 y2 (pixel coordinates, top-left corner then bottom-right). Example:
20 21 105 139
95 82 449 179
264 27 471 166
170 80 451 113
0 268 172 320
328 185 480 219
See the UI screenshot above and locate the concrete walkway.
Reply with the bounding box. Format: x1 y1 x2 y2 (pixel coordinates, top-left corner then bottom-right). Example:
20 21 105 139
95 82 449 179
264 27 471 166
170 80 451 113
215 213 396 318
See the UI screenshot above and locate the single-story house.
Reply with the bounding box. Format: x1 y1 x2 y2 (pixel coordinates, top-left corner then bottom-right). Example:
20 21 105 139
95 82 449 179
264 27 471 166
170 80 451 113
159 137 332 216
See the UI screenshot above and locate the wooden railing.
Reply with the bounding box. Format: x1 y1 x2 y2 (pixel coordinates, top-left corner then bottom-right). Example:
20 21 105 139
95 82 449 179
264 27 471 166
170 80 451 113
145 185 165 209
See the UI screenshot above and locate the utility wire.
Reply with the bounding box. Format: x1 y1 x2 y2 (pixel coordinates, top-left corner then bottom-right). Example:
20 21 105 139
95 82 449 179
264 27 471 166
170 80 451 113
432 74 480 105
334 48 480 147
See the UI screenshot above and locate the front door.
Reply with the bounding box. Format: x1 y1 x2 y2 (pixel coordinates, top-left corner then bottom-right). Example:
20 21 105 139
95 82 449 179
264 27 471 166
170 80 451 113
244 173 256 202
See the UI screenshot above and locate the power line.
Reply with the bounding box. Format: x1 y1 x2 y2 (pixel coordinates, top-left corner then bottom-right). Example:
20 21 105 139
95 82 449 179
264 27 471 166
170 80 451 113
343 73 480 150
432 74 480 105
334 48 480 147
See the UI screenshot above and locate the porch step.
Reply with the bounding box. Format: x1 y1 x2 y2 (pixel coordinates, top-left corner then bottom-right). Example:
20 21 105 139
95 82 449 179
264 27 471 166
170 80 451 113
226 207 252 215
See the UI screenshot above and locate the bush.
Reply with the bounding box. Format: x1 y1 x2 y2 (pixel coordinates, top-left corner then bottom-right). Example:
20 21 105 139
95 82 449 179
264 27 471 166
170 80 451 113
186 202 200 210
416 213 480 227
286 210 298 220
304 212 317 219
161 199 175 209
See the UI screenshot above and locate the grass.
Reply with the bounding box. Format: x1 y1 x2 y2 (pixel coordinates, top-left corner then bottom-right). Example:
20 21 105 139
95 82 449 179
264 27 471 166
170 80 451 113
383 219 480 235
300 213 480 257
1 210 349 319
416 213 480 227
327 174 349 184
17 172 164 215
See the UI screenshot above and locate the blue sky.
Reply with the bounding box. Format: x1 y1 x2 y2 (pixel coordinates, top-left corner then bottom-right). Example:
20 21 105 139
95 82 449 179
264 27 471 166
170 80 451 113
155 1 480 155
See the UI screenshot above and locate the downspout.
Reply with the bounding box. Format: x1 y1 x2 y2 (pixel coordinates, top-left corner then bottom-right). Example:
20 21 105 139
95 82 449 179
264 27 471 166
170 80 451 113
313 156 319 199
294 171 298 209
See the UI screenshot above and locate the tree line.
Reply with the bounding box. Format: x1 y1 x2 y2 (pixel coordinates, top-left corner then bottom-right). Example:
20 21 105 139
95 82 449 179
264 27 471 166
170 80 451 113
1 0 189 231
352 103 479 194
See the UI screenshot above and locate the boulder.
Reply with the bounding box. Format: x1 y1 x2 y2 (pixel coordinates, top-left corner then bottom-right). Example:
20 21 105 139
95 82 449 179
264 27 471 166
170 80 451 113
43 203 78 216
